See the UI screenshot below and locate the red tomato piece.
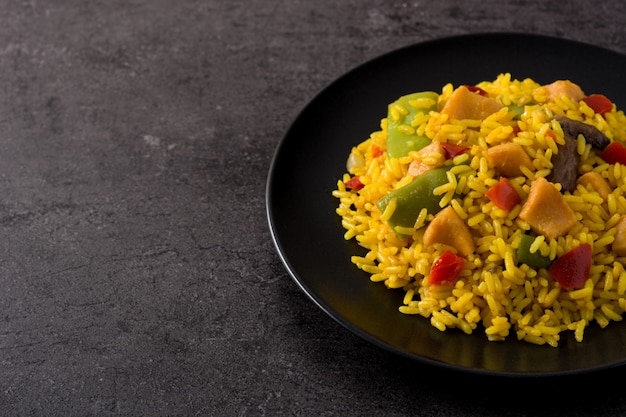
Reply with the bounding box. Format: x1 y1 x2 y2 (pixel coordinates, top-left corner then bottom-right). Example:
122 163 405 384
440 142 469 159
582 94 613 115
485 178 521 211
428 250 466 285
344 176 364 190
547 244 592 289
464 85 488 96
600 141 626 165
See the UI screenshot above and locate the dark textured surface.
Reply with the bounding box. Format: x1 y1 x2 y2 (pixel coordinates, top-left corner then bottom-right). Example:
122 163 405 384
1 1 625 416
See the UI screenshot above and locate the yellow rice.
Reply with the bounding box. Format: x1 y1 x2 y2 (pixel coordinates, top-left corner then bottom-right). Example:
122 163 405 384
332 73 626 346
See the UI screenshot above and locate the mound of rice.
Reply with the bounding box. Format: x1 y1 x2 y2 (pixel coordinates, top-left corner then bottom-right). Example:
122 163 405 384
332 73 626 346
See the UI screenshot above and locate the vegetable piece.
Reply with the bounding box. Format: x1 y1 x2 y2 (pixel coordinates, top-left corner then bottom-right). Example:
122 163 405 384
516 234 553 269
612 216 626 256
440 142 469 159
577 171 611 200
440 85 503 120
486 142 534 177
543 80 585 102
508 104 525 119
346 149 365 172
545 124 580 193
387 92 438 158
428 250 466 285
344 176 364 190
463 85 488 96
547 244 592 289
555 116 610 150
600 141 626 165
548 116 610 192
485 178 521 211
423 206 475 256
376 167 450 232
518 177 577 240
371 144 384 158
582 94 613 115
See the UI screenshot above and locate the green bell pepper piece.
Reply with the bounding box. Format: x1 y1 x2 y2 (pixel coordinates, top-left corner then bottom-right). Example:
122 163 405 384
507 104 525 120
376 166 449 232
387 92 438 158
516 234 553 269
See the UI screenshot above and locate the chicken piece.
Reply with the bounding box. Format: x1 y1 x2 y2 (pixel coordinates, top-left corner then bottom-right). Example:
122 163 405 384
612 216 626 256
441 86 503 120
423 206 475 256
486 142 534 177
577 171 612 200
544 80 585 102
519 177 578 240
407 141 445 176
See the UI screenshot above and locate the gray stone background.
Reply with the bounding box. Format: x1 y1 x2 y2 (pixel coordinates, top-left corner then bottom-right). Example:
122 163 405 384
1 0 625 416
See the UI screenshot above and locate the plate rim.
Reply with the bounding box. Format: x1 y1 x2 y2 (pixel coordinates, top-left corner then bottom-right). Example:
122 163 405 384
266 32 626 377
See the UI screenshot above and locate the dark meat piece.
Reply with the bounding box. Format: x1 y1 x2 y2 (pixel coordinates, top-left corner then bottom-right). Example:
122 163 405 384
547 117 611 193
546 130 580 193
555 116 610 150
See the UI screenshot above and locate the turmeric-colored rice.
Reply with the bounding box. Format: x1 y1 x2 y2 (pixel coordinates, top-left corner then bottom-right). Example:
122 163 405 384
332 73 626 346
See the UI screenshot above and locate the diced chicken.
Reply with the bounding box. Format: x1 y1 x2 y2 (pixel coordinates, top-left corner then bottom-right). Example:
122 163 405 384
577 171 612 200
423 206 475 256
408 142 444 176
486 142 534 177
441 86 503 120
612 216 626 256
519 177 578 240
544 80 585 102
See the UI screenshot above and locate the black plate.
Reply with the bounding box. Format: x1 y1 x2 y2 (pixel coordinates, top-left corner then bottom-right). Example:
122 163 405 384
266 33 626 376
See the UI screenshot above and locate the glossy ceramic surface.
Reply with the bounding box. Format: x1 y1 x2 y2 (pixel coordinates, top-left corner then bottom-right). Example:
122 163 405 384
267 33 626 376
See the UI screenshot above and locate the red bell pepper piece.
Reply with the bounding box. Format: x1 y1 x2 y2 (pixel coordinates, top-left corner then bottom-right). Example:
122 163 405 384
547 243 592 289
582 94 613 115
344 176 364 190
440 143 469 160
428 250 466 285
600 141 626 165
485 178 521 211
371 144 384 158
464 85 488 97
